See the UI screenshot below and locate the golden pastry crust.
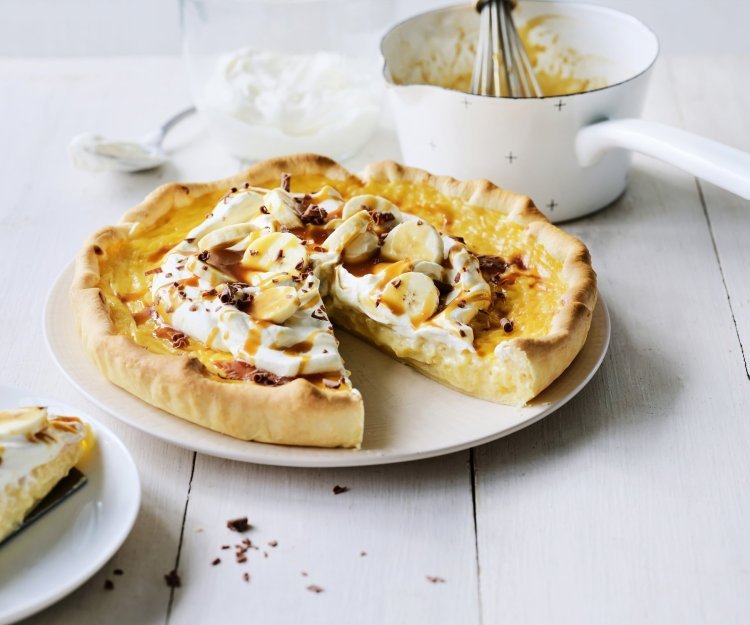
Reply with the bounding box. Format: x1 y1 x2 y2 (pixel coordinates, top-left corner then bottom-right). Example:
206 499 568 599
71 154 596 448
71 155 364 449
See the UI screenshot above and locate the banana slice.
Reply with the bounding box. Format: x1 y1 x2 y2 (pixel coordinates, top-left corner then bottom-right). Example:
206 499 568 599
309 185 344 215
342 231 379 264
379 271 439 324
262 189 303 229
380 220 443 264
240 232 307 275
197 223 257 253
250 285 300 324
342 195 402 223
322 210 372 254
412 260 444 281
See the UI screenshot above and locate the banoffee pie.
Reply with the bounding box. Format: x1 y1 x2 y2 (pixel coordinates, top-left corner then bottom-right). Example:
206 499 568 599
0 407 89 542
71 155 596 448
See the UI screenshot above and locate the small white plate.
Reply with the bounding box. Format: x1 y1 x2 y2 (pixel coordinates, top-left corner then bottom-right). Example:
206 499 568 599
0 385 140 625
45 263 609 468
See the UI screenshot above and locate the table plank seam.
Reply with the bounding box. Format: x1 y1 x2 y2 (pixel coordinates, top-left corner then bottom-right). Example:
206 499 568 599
695 179 750 380
470 448 485 625
165 451 197 625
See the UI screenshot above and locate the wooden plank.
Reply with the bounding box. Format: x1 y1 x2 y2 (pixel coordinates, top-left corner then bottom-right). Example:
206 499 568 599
0 59 197 625
170 453 480 625
474 59 750 625
668 54 750 379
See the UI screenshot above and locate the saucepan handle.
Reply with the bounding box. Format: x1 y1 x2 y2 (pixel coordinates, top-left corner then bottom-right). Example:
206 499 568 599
576 118 750 200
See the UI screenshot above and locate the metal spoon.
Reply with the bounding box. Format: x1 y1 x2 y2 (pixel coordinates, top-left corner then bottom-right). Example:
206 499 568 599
68 106 196 173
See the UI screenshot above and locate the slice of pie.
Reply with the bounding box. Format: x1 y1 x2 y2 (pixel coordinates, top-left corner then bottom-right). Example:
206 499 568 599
71 155 596 449
0 406 89 542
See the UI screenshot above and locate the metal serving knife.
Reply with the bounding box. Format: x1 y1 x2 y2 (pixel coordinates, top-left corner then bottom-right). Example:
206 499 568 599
0 468 87 546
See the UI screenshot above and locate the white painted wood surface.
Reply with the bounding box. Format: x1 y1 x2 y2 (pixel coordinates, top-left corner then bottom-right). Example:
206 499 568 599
0 52 747 625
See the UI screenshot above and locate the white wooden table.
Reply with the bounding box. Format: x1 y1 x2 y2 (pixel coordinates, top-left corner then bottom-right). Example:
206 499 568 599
2 54 749 625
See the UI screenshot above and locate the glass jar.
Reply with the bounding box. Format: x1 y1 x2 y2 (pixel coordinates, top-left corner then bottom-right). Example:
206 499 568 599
180 0 393 162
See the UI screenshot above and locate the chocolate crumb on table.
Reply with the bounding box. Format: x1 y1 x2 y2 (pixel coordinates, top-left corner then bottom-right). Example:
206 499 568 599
268 540 278 548
426 576 446 584
221 544 230 550
243 572 250 583
332 485 350 495
113 568 124 576
227 517 252 532
212 558 221 566
301 571 308 577
306 584 324 594
164 569 182 588
104 579 114 591
360 551 367 557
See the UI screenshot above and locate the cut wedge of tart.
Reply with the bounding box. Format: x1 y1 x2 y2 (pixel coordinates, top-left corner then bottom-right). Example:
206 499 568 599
0 406 89 542
71 155 596 449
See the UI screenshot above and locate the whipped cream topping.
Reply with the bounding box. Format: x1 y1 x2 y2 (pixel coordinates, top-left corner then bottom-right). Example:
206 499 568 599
150 186 348 381
147 183 495 384
329 198 491 352
0 407 86 492
198 48 381 160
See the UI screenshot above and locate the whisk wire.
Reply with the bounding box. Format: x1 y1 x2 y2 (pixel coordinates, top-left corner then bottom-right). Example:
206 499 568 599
471 0 541 98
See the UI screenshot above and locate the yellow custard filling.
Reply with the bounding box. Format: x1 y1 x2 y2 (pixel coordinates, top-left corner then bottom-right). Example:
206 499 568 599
97 176 565 375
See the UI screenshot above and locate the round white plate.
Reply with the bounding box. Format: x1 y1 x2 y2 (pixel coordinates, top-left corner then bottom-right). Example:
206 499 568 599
45 263 609 468
0 385 140 625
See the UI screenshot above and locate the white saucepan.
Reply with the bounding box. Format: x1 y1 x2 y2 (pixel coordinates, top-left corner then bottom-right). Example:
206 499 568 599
381 2 750 221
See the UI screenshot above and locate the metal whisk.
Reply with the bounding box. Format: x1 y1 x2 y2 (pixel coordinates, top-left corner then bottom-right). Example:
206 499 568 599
470 0 542 97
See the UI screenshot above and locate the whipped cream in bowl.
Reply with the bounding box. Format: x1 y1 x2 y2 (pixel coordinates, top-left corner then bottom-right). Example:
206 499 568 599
192 47 382 161
181 0 391 162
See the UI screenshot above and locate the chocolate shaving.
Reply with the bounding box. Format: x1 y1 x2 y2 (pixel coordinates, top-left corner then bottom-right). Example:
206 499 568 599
372 211 395 226
198 250 210 262
154 326 189 349
93 245 103 255
144 267 162 276
219 282 252 307
164 570 181 588
215 360 293 386
332 485 350 495
434 280 453 296
391 279 401 289
306 585 324 594
426 576 446 584
300 204 328 225
227 517 252 533
212 558 221 566
260 205 269 214
281 173 291 192
478 254 507 273
185 237 195 244
311 307 327 321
